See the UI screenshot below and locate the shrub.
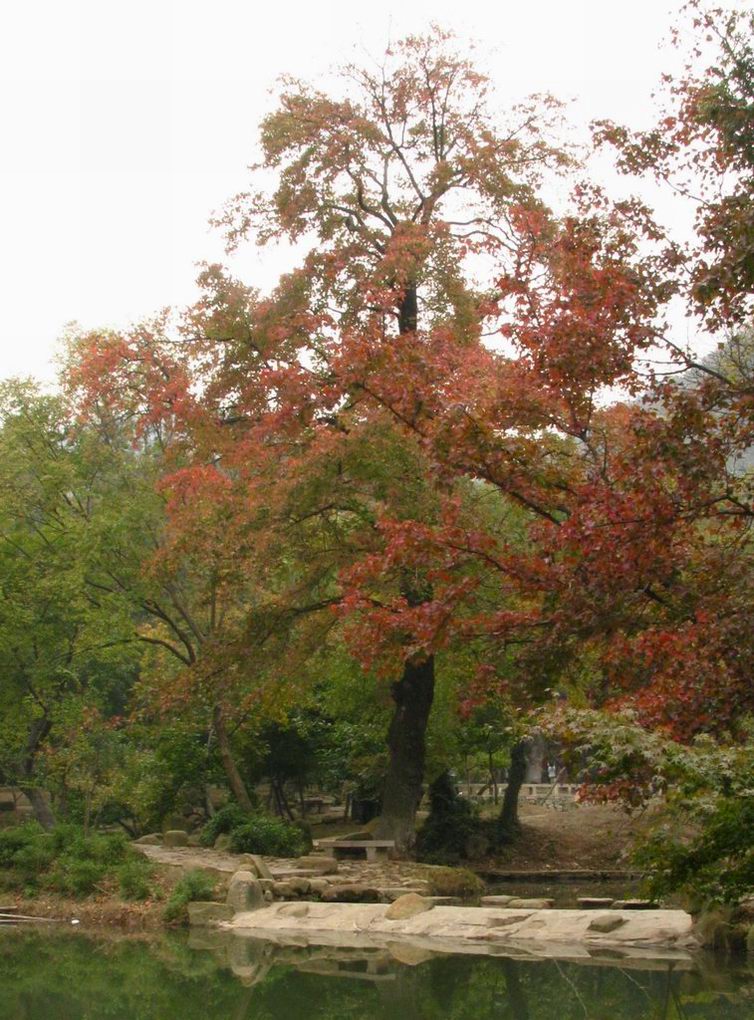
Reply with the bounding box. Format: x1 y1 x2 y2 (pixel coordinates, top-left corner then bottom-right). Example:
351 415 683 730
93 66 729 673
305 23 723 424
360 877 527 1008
419 865 485 900
46 858 106 897
0 822 147 899
416 771 488 865
227 814 308 857
0 823 46 867
198 804 251 847
163 868 218 924
117 860 154 901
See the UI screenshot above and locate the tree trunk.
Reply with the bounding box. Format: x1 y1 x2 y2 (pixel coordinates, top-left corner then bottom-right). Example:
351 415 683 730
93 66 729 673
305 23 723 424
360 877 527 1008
374 654 435 852
19 716 55 829
212 704 256 814
373 282 430 853
498 738 528 840
398 285 418 334
19 785 56 829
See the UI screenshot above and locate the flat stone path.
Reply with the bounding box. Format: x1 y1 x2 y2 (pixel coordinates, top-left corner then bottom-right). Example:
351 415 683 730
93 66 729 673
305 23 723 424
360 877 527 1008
133 843 432 892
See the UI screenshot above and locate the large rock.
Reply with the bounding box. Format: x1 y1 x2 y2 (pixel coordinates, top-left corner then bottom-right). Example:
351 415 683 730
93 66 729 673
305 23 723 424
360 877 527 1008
227 870 265 913
239 853 273 880
163 830 189 848
481 895 516 907
134 833 161 846
187 901 234 926
321 884 381 903
272 881 299 899
214 834 231 851
308 879 331 897
296 855 338 875
507 898 554 909
287 877 311 896
385 893 433 920
589 914 626 933
578 898 615 909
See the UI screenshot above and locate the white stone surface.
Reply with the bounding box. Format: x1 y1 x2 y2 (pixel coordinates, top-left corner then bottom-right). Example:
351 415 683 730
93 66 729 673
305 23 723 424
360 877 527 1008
227 903 696 952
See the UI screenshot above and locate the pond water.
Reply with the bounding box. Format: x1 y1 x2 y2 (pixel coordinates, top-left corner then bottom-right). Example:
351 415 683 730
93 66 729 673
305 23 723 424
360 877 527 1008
2 929 754 1019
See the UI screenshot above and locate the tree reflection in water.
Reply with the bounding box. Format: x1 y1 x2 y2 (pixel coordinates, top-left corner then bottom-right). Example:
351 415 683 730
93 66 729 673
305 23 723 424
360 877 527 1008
1 930 753 1019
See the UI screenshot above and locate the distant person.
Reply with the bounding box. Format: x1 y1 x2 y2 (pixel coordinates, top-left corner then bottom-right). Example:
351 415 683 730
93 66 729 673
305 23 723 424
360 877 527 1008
547 762 557 783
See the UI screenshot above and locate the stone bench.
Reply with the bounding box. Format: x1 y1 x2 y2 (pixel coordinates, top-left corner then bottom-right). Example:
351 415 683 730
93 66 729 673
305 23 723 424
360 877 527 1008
317 839 395 862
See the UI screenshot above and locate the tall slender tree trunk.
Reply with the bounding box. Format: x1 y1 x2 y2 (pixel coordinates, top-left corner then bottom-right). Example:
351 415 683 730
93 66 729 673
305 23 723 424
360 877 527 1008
498 738 528 841
212 704 256 814
374 282 435 853
374 654 435 852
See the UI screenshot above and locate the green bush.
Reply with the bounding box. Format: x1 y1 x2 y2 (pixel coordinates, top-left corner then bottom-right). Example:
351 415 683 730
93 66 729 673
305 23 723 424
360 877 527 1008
198 804 251 847
0 822 147 900
46 858 106 897
416 771 488 865
419 865 485 900
163 869 218 925
227 814 308 857
117 860 154 901
0 823 45 867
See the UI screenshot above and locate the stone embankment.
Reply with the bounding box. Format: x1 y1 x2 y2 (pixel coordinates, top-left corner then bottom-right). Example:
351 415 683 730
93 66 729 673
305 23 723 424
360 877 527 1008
225 897 696 956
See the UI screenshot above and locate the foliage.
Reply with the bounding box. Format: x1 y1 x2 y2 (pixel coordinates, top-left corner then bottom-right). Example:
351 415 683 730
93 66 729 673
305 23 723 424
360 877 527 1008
550 707 754 904
198 804 253 847
163 868 218 925
227 814 309 857
416 771 487 864
0 822 153 899
117 859 154 901
419 864 485 900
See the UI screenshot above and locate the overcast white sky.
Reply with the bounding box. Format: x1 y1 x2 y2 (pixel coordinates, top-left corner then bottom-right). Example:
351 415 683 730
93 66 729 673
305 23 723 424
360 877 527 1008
0 0 691 382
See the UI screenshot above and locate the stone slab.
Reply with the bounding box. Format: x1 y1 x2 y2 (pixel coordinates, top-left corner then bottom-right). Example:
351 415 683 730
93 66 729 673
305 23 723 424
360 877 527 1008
227 903 696 952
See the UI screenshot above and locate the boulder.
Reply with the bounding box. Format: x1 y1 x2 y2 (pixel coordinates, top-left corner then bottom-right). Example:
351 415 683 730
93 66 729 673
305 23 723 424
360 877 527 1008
263 889 274 902
187 901 234 926
227 871 265 913
385 893 433 920
239 853 273 880
296 855 338 875
134 833 161 846
287 877 311 896
578 898 616 909
589 914 627 934
272 881 299 898
163 830 189 848
507 898 554 910
214 834 232 851
277 902 309 918
321 884 381 903
187 834 202 847
308 879 331 897
481 895 516 907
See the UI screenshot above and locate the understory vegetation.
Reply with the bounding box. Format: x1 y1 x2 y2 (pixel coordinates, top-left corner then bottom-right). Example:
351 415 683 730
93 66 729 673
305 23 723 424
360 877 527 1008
0 823 155 900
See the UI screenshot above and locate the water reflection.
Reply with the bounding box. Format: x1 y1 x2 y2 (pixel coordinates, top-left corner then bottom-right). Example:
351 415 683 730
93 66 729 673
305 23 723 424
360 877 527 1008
1 928 754 1018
